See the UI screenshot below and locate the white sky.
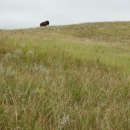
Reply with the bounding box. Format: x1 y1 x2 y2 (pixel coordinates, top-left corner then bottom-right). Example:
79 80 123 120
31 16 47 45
0 0 130 29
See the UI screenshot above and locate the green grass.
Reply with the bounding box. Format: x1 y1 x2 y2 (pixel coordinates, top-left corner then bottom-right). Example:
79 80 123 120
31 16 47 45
0 22 130 130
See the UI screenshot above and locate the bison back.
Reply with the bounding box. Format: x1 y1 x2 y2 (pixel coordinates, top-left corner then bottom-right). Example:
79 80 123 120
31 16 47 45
40 21 49 27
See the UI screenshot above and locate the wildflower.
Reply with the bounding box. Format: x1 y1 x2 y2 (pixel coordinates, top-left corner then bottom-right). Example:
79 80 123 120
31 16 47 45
4 52 12 59
26 50 35 57
58 113 70 130
6 67 16 77
14 49 23 56
36 87 44 94
20 44 25 48
31 63 50 74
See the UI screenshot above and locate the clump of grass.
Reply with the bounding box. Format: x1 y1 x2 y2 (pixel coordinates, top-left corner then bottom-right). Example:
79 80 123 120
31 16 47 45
0 22 130 130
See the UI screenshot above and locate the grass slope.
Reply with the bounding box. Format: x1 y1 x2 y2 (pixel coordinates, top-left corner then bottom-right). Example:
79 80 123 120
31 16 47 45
0 22 130 130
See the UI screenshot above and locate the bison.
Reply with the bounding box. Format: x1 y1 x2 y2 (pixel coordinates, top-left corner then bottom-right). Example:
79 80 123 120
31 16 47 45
40 20 49 27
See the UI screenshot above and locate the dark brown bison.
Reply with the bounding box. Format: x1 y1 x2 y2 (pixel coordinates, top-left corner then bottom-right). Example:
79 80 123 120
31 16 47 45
40 20 49 27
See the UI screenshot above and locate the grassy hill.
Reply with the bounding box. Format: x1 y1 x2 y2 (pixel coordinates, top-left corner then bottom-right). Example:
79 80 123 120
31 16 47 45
0 22 130 130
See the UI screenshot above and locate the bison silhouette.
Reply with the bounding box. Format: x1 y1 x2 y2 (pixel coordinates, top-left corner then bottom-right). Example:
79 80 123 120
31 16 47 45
40 21 49 27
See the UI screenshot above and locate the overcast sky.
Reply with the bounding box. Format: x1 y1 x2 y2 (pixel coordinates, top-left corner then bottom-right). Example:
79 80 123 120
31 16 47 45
0 0 130 29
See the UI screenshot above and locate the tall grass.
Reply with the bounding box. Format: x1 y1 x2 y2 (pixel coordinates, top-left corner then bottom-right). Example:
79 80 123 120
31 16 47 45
0 22 130 130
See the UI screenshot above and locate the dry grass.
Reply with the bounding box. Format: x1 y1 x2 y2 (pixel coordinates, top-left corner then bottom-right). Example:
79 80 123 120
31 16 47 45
0 22 130 130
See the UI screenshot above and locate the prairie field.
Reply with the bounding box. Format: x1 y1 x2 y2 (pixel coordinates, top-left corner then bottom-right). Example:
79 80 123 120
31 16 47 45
0 22 130 130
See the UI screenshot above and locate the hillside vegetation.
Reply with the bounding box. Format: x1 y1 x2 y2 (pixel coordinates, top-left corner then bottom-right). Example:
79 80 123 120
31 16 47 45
0 22 130 130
